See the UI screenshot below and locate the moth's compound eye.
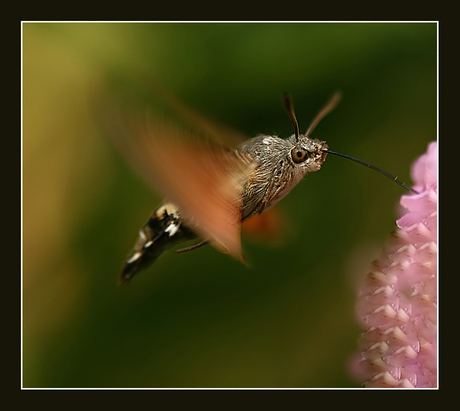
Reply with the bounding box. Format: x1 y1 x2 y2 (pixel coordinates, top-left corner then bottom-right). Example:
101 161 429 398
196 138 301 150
291 147 309 163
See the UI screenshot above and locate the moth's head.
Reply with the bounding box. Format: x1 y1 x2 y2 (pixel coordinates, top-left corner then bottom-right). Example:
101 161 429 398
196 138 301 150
289 135 328 173
283 92 340 173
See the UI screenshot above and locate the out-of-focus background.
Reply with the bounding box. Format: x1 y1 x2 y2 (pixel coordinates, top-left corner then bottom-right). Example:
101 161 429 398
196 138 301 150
23 22 436 388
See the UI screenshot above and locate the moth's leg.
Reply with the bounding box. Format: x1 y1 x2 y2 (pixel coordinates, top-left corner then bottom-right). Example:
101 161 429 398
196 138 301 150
175 240 209 253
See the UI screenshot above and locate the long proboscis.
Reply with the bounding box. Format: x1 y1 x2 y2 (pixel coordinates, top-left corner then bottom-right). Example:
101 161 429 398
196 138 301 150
322 149 419 194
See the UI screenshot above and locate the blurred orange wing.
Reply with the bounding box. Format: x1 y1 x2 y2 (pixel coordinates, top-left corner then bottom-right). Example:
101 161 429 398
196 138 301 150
95 84 254 260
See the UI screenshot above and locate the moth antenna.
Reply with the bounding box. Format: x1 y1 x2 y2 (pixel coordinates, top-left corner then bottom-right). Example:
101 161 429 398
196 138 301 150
305 91 342 136
322 149 419 194
283 93 300 142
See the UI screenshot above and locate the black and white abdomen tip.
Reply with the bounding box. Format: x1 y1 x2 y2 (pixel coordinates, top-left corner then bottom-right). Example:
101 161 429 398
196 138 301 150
120 203 196 285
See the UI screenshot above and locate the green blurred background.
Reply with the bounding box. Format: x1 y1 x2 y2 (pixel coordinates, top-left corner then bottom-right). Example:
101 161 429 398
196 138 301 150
23 22 436 388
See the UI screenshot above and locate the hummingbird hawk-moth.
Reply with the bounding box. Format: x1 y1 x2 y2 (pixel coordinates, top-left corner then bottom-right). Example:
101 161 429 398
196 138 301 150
98 84 416 285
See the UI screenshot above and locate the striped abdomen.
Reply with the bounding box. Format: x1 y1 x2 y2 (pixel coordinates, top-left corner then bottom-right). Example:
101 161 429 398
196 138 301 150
120 203 196 285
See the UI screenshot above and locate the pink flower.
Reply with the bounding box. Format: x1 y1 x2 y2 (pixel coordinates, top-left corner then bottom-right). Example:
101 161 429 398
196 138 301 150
354 142 437 388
